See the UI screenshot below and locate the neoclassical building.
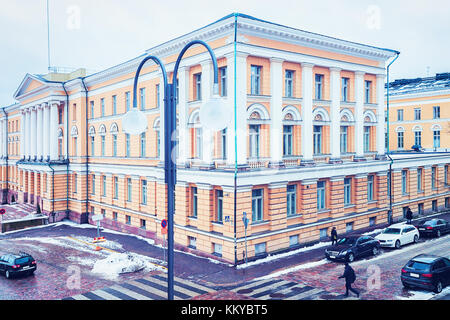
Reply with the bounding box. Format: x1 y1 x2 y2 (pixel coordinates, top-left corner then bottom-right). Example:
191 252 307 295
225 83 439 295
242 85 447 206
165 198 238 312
1 13 449 263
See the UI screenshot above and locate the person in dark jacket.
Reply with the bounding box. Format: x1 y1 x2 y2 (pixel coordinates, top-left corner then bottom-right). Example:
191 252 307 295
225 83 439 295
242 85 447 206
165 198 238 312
331 227 338 245
339 262 360 298
406 207 413 224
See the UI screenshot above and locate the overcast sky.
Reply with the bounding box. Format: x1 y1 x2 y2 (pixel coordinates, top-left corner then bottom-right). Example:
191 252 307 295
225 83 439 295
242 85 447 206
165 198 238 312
1 0 449 107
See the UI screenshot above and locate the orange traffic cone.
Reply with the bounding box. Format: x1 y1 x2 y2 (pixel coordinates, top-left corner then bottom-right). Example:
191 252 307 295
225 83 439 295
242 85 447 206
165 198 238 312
95 246 102 251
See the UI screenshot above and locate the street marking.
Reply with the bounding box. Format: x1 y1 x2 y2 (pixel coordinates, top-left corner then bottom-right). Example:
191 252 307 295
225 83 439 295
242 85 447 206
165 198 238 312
91 289 122 300
71 294 91 300
286 288 324 300
109 284 151 300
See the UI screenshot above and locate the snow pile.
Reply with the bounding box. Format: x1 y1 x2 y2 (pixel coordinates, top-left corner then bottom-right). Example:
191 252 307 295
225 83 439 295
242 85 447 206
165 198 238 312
91 252 163 280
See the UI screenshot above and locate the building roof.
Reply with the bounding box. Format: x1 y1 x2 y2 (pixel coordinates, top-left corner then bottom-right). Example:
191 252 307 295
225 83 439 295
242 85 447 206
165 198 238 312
387 72 450 96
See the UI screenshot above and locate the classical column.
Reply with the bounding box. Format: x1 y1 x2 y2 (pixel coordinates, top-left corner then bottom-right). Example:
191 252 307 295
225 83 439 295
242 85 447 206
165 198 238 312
43 103 50 161
200 59 214 168
226 52 248 168
376 74 386 159
177 66 189 167
329 67 342 163
354 71 365 160
49 102 59 160
36 105 44 161
20 111 25 159
25 109 31 160
301 63 314 165
30 106 37 160
269 57 284 167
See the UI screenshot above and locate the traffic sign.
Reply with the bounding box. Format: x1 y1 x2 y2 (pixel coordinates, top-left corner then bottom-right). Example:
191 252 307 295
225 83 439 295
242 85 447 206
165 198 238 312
0 208 5 215
92 214 104 222
161 219 168 229
161 227 168 235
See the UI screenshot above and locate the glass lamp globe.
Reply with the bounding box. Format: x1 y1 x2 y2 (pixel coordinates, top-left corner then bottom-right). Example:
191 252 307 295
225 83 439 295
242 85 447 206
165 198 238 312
122 107 148 135
199 95 231 131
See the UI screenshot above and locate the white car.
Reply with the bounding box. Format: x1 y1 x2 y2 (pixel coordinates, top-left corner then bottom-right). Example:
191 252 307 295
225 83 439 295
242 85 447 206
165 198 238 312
375 223 420 249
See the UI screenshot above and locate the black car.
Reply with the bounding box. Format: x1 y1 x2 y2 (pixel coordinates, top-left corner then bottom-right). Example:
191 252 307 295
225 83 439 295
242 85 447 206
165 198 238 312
0 252 37 279
417 219 450 238
324 235 381 262
401 254 450 293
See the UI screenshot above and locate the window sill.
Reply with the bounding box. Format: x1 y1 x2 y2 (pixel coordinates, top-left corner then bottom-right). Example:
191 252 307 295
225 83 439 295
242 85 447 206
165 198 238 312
344 204 355 209
287 214 302 219
367 200 378 205
317 209 331 214
251 220 269 226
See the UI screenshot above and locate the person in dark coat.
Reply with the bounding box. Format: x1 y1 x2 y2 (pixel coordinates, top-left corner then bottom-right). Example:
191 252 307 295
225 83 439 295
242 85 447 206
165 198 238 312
331 227 338 245
406 207 413 224
339 262 360 298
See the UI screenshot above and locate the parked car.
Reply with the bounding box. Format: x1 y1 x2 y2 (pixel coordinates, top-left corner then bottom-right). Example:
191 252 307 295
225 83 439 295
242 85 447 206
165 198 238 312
401 254 450 293
417 219 450 238
324 235 381 262
375 223 419 249
0 252 37 279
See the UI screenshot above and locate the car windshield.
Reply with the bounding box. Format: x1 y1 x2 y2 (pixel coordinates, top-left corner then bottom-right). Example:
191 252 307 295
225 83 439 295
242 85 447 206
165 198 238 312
420 221 436 226
337 238 356 245
15 257 30 265
383 228 401 235
406 261 431 272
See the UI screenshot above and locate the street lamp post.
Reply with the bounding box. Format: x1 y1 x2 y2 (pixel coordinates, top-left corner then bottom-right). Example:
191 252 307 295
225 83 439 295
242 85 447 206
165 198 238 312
122 40 230 300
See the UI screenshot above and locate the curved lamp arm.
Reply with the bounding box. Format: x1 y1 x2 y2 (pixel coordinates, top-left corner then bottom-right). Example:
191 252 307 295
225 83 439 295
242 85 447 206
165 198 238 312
132 55 168 109
171 40 219 99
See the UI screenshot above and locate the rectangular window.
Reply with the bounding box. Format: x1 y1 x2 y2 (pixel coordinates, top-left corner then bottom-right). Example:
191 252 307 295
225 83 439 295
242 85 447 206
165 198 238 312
72 103 77 121
346 222 354 233
445 166 448 186
156 84 160 108
90 136 95 156
91 175 96 195
113 212 118 221
141 180 147 205
283 125 293 156
194 73 202 100
113 177 119 199
432 167 437 190
344 178 352 205
287 185 297 216
320 228 328 240
397 132 404 149
313 125 322 155
213 243 222 257
73 173 77 194
418 203 424 215
341 77 349 102
188 236 196 249
127 178 132 202
414 108 421 120
315 74 324 100
58 108 63 124
126 134 130 157
402 170 408 195
367 175 374 201
433 106 440 119
289 235 299 247
73 137 77 157
414 131 422 147
140 219 146 230
101 136 105 157
113 135 117 157
140 133 146 158
250 65 261 95
365 80 372 104
255 243 266 256
102 175 106 197
417 168 423 192
369 217 376 227
101 98 105 117
445 197 450 209
433 131 441 148
221 129 227 160
249 125 260 158
252 189 264 222
112 95 117 115
285 70 294 97
397 109 404 121
219 67 227 97
340 126 348 153
195 128 202 158
191 187 198 218
125 91 131 112
216 190 223 223
126 215 131 225
317 181 326 211
432 200 438 212
139 88 146 110
364 126 371 152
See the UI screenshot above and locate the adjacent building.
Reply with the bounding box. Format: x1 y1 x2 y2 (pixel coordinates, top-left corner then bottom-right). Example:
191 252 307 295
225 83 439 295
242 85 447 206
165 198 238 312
1 13 449 264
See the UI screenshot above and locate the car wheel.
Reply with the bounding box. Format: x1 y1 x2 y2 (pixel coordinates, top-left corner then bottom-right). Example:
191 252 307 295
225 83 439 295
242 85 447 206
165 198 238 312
413 235 419 243
347 253 355 262
436 230 441 238
372 247 379 256
435 281 443 294
395 240 401 249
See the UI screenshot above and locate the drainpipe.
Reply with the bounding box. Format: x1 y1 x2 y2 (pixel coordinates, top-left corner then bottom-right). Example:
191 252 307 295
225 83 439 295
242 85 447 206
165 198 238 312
48 162 56 223
62 82 70 219
385 52 400 225
80 78 89 223
1 108 8 204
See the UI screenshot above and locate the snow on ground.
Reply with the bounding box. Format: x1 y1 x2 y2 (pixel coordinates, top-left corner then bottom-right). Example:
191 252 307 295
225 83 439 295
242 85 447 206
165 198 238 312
253 259 329 281
397 286 450 300
237 241 331 269
91 252 166 280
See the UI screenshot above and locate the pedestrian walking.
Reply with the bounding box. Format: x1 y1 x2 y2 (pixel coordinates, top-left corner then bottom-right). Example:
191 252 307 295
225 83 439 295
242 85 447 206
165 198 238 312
339 262 360 298
331 227 338 245
406 207 413 224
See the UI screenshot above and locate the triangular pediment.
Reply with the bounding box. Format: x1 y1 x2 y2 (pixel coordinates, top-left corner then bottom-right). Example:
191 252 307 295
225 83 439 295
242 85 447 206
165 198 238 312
13 74 48 99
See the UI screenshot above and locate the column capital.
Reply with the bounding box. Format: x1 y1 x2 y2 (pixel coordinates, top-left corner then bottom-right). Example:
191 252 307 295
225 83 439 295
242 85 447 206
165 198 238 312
270 57 284 64
355 71 366 77
329 67 342 73
301 62 315 69
376 73 386 79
